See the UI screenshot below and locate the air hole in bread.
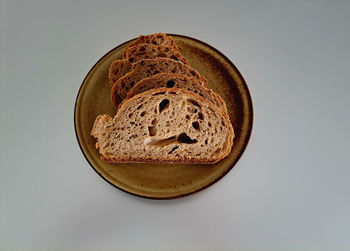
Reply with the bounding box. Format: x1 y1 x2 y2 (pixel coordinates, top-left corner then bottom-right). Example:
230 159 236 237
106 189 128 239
140 111 146 117
171 55 178 61
168 145 179 154
208 122 212 127
128 58 134 62
166 80 175 88
151 118 157 125
152 40 157 45
128 113 133 118
152 92 166 96
186 115 190 120
205 139 208 145
190 70 196 76
130 81 135 88
140 46 146 51
187 99 201 108
221 121 225 126
169 92 176 94
137 104 143 110
198 112 204 120
159 99 170 113
158 52 167 57
186 107 197 113
148 126 157 136
171 69 177 73
192 121 200 130
130 134 138 139
177 133 197 144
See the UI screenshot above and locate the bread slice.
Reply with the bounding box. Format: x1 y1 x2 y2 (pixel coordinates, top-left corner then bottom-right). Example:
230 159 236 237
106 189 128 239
126 73 227 112
108 60 133 86
109 43 188 86
111 58 208 108
123 33 178 58
124 43 188 64
91 88 234 164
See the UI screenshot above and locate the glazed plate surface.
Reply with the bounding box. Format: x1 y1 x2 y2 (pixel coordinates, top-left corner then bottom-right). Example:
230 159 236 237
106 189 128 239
74 34 253 199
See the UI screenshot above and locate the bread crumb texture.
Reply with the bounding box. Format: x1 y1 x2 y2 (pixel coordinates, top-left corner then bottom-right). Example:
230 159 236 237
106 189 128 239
91 88 234 164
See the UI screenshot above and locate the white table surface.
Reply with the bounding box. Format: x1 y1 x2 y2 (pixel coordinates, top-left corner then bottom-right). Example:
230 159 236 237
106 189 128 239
1 0 350 250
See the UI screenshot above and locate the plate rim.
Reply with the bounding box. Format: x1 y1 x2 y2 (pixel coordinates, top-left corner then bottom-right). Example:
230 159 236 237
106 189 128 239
74 34 254 200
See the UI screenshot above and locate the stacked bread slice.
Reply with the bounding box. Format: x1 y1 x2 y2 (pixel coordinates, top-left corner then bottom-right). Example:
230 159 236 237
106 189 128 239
91 33 234 164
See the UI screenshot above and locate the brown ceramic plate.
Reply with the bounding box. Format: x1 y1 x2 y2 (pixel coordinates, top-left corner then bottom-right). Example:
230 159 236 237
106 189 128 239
74 34 253 199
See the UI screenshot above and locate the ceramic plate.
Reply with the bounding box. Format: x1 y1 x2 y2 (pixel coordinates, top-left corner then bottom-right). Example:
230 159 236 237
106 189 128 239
74 34 253 199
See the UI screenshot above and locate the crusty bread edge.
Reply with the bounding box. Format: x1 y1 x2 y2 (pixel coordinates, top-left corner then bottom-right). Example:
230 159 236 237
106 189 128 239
110 69 135 109
108 59 131 87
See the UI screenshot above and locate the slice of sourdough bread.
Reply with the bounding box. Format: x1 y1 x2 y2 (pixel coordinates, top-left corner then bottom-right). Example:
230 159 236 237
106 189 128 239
126 73 227 112
124 43 188 64
123 33 178 58
111 58 208 108
91 88 234 164
109 43 188 87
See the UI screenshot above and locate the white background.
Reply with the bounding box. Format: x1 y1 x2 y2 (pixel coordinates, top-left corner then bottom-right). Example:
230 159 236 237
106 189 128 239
1 0 350 250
